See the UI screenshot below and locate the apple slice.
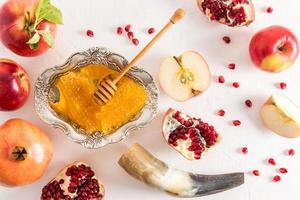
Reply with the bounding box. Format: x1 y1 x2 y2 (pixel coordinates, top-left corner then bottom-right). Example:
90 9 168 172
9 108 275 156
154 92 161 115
261 94 300 138
159 51 211 102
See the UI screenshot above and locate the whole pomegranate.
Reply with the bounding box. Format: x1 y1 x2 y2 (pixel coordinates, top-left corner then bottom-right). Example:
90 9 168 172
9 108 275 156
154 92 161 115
0 119 53 187
0 0 63 57
162 108 220 160
41 161 105 200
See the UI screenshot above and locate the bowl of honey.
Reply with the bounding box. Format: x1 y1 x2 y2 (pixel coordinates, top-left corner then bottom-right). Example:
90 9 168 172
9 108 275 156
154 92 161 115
35 47 158 148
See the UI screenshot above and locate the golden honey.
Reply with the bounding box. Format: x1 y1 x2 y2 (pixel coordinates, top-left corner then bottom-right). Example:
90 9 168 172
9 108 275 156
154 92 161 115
50 64 148 135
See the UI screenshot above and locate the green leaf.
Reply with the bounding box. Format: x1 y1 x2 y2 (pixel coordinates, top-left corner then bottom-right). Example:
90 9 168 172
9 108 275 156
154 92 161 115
29 43 39 50
40 31 55 48
35 0 47 20
27 32 40 44
35 0 63 25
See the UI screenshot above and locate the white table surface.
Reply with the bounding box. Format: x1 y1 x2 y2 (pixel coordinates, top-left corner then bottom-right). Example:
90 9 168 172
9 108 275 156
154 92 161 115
1 0 300 199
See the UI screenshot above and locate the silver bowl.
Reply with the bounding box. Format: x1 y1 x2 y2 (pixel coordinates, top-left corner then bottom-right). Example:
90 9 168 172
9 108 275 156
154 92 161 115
35 47 158 149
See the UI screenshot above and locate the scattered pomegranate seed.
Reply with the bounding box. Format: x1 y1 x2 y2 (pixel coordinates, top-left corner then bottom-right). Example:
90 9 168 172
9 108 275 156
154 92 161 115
288 149 295 156
245 99 253 108
127 31 134 40
125 24 131 32
268 158 276 166
273 175 281 182
241 147 248 154
148 27 155 34
228 63 236 70
252 170 260 176
279 82 287 89
232 82 240 88
217 109 225 116
266 6 273 13
117 27 123 35
222 36 231 44
233 120 241 126
86 30 94 37
218 75 225 83
279 168 288 174
132 38 139 46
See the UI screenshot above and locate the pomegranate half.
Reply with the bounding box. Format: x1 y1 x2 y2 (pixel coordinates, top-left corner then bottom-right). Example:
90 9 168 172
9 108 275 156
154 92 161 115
162 108 220 160
197 0 255 27
41 161 105 200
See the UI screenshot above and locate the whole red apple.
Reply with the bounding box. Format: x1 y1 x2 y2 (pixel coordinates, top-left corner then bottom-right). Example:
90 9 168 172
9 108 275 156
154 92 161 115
0 0 63 57
0 59 30 111
249 25 299 73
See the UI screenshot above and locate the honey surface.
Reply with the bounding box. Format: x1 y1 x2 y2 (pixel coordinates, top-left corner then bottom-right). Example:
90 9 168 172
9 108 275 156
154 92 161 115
50 64 148 135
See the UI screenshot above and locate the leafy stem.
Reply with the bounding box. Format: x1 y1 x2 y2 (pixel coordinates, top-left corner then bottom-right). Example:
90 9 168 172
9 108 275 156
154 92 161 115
26 0 63 50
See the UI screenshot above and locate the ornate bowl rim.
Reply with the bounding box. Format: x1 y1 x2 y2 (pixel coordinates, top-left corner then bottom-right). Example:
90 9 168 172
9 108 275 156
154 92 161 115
34 47 158 149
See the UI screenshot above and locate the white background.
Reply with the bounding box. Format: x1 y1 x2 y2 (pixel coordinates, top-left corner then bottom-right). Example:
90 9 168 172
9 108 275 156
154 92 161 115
1 0 300 199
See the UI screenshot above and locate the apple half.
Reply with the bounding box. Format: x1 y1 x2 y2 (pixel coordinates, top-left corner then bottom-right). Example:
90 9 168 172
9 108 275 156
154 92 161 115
261 94 300 138
159 51 211 102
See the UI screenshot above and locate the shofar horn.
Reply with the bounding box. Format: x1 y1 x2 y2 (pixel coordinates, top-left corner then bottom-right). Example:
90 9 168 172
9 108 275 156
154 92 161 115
119 143 244 197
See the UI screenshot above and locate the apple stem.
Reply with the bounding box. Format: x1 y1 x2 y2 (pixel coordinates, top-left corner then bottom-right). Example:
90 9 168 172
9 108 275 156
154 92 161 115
11 146 27 161
172 56 194 84
173 56 184 70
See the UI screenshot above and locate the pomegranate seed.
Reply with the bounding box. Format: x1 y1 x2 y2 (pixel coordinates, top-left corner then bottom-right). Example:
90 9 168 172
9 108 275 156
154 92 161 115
222 36 231 44
252 170 260 176
127 31 134 40
233 120 241 126
279 168 288 174
268 158 276 166
148 27 155 34
241 147 248 154
217 109 225 116
288 149 295 156
218 75 225 83
117 27 123 35
228 63 236 70
279 82 287 89
132 38 139 46
266 6 273 13
232 82 240 88
86 30 94 37
125 24 131 32
245 99 253 108
273 175 281 182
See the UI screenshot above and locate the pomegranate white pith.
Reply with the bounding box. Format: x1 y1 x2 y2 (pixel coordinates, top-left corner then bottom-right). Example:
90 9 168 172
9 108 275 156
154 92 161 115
41 161 105 200
162 108 220 160
197 0 255 27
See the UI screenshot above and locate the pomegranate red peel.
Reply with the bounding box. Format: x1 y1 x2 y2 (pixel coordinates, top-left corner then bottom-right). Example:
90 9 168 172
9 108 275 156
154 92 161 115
41 161 105 200
119 143 244 197
162 108 221 160
197 0 255 27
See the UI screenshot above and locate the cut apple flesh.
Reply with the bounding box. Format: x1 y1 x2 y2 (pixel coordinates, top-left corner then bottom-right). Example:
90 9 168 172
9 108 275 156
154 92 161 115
159 51 211 102
261 94 300 138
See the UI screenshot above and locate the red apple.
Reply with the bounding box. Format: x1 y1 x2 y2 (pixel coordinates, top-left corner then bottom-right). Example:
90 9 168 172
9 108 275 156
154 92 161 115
249 26 299 73
0 0 63 57
0 59 30 111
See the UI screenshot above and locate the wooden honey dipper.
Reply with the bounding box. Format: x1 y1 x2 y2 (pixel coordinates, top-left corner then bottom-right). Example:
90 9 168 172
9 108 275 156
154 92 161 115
94 8 185 104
